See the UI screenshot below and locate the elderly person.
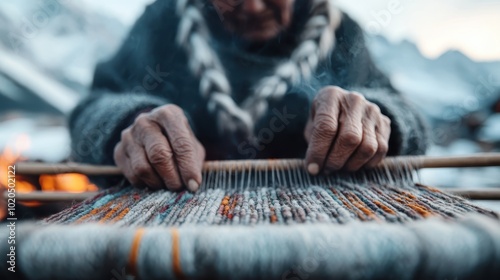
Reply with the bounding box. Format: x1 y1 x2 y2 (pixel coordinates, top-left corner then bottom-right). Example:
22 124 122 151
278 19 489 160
69 0 427 191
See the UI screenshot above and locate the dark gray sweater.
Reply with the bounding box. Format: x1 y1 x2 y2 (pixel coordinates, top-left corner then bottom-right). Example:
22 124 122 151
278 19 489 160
69 0 428 179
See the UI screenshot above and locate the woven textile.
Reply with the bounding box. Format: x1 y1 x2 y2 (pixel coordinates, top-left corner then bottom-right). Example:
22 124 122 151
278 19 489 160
3 172 500 280
46 182 497 226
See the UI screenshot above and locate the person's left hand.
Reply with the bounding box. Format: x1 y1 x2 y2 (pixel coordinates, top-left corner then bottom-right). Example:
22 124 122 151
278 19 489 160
304 86 391 175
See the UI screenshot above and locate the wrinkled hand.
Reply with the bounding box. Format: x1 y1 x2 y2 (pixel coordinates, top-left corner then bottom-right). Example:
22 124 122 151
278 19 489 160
114 104 205 191
304 86 391 174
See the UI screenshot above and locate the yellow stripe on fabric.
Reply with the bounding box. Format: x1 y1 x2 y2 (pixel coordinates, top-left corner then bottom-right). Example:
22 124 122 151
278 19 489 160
171 228 185 280
127 228 146 277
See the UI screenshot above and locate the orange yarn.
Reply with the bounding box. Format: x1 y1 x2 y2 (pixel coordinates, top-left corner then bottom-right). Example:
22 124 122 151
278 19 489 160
171 228 185 280
347 193 377 220
111 208 130 223
408 203 432 217
75 201 114 223
99 202 124 223
127 228 145 277
373 200 395 215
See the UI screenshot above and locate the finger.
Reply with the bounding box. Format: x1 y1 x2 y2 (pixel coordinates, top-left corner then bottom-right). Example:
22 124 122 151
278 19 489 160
195 140 206 178
142 124 184 191
126 138 165 190
324 93 365 171
153 105 203 192
303 114 314 143
303 96 317 144
345 121 378 171
114 141 140 187
130 114 182 190
367 116 391 168
304 89 341 175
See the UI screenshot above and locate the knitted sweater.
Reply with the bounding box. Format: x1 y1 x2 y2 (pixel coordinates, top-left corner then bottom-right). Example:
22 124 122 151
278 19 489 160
69 1 428 178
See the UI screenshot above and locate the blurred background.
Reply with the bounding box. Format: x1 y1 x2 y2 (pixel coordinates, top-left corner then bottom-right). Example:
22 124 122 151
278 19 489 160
1 0 499 217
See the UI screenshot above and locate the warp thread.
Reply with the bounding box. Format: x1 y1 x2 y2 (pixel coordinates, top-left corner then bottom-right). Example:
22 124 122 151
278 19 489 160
45 181 497 226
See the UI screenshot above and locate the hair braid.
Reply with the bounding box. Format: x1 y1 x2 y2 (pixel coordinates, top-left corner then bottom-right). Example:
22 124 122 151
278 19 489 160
242 0 342 119
176 0 254 138
176 0 341 141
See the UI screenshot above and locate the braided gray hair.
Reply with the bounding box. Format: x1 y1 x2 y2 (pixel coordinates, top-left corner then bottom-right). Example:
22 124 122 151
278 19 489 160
176 0 342 140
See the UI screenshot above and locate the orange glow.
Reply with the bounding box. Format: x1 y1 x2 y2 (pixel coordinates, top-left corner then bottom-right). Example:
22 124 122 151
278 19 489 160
0 135 39 208
1 134 98 219
39 174 98 193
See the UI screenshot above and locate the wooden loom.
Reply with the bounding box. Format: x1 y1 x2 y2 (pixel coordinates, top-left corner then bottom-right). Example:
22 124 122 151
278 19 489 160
4 153 500 280
11 153 500 202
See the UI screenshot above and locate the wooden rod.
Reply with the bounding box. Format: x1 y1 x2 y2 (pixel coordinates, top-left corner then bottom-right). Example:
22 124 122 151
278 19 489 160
447 189 500 200
4 191 97 202
4 189 500 202
14 153 500 176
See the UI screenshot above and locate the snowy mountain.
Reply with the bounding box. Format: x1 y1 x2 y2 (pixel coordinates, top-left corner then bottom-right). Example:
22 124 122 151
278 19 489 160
0 0 128 114
367 35 500 123
0 0 126 89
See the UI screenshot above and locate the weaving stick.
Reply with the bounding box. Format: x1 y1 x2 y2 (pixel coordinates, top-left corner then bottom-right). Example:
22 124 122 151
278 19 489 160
14 153 500 176
4 189 500 202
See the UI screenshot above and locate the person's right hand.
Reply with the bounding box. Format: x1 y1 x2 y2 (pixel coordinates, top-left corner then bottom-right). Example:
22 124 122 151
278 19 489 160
114 104 205 192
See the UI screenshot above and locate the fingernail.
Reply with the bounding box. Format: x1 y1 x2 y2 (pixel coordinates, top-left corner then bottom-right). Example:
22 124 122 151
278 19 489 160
307 163 319 175
187 179 199 192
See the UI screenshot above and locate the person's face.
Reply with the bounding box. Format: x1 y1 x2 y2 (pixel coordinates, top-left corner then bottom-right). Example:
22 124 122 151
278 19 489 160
213 0 295 41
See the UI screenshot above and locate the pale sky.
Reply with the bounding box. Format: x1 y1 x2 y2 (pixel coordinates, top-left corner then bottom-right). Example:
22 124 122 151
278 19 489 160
337 0 500 61
82 0 500 61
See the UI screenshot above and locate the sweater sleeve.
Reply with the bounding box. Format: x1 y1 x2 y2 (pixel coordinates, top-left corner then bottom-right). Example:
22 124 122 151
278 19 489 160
68 0 181 167
68 92 170 166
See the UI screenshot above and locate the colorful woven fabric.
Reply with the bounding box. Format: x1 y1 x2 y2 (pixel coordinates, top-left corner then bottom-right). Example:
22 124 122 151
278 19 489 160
2 171 500 280
45 181 497 226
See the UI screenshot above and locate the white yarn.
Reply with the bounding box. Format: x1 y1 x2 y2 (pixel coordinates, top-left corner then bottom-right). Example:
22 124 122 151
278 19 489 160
4 215 500 279
176 0 342 139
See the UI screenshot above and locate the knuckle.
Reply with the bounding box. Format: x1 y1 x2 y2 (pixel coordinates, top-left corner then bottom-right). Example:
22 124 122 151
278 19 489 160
378 142 389 155
339 130 362 147
133 163 150 178
134 112 148 122
382 116 391 126
171 136 194 155
314 114 337 135
162 104 184 119
358 142 378 158
367 103 381 114
148 143 173 165
319 86 342 96
134 113 151 127
347 92 365 102
316 86 343 104
121 128 132 141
